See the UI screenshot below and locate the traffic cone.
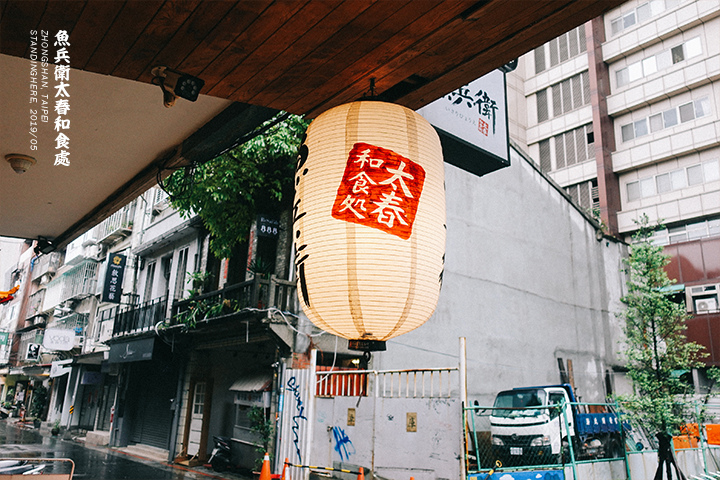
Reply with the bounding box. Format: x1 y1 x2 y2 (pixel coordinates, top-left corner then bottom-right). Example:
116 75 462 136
259 453 272 480
357 467 365 480
281 458 288 480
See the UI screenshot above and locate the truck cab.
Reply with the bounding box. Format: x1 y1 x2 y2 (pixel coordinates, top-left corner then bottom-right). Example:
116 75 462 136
490 385 575 466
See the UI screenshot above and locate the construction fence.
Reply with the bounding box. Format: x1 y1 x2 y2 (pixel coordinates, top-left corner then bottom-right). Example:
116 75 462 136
465 400 720 480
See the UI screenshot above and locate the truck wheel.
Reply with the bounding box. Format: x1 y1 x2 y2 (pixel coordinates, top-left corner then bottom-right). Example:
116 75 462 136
606 440 623 459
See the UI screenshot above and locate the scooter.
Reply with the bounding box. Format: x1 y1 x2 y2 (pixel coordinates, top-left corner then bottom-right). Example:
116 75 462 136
208 435 232 472
0 459 47 475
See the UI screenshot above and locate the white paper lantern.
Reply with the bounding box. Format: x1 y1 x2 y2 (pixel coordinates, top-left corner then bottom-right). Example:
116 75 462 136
293 101 445 349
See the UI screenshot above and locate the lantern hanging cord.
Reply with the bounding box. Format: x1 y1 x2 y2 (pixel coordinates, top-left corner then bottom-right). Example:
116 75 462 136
315 335 339 385
361 78 377 100
267 307 327 338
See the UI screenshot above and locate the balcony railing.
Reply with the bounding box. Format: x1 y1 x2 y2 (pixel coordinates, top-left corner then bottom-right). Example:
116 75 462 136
96 202 135 244
111 296 167 337
31 252 61 281
171 275 297 325
25 290 46 319
47 312 89 349
42 260 99 311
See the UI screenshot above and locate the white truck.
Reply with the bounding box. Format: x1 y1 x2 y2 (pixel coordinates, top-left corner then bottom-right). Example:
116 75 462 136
489 384 624 466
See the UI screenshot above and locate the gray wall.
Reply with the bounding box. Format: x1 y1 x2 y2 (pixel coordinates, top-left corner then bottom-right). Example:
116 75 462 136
372 147 627 406
312 396 461 480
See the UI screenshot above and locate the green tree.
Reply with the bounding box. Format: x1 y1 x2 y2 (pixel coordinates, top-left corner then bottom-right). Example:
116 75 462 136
163 113 308 259
618 216 708 480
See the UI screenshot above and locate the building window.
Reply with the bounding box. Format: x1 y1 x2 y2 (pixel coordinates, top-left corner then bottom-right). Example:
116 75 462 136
616 36 702 87
534 46 546 74
620 97 710 143
565 179 599 212
610 0 680 36
649 216 720 246
541 123 594 171
626 159 719 202
173 247 189 301
193 382 206 415
143 261 156 302
536 71 591 122
537 89 549 122
539 139 552 173
534 25 586 74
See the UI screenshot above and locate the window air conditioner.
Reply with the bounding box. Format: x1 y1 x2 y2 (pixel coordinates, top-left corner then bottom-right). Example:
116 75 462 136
695 298 718 314
686 284 720 314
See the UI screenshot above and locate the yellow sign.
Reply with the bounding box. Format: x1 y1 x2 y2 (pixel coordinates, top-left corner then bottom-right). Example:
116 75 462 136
406 412 417 432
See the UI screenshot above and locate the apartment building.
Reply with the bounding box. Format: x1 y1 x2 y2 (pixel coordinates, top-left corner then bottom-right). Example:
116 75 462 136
516 0 720 366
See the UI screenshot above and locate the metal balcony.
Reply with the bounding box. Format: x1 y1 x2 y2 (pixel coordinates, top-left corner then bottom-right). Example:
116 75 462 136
25 290 46 320
96 202 135 245
42 260 99 311
30 252 61 281
110 296 168 338
171 276 297 325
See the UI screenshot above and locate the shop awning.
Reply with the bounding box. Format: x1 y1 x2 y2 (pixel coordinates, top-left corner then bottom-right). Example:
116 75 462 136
659 284 685 294
229 372 273 392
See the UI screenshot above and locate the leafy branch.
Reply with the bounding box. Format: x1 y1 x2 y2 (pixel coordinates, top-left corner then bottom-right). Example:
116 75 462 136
163 113 309 259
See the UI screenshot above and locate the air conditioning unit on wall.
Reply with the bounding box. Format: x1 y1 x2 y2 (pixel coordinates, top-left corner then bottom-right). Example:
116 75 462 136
686 284 720 314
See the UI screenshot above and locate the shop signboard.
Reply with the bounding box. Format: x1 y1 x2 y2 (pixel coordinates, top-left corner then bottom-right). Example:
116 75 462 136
417 68 510 177
43 328 76 351
102 253 126 303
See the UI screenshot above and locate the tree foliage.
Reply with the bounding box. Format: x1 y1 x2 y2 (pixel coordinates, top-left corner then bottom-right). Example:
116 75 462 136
163 113 309 258
618 215 707 434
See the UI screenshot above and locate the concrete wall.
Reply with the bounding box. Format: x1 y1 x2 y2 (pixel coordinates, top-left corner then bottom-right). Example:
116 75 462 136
312 396 461 480
372 146 627 406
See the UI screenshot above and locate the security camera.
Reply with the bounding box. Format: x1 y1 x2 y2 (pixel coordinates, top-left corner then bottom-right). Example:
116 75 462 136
151 66 205 108
5 153 36 174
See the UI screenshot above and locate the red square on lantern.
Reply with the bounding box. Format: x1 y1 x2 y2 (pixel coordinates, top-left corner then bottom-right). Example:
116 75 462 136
331 142 426 240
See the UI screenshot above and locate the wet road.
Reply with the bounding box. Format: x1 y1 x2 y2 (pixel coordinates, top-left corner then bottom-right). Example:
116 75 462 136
0 420 247 480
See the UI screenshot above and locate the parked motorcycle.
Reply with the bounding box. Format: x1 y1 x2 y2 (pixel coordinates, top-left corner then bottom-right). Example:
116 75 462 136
208 435 232 472
0 459 47 475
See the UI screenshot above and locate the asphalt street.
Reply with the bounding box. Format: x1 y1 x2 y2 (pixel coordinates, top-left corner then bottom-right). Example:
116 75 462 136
0 419 251 480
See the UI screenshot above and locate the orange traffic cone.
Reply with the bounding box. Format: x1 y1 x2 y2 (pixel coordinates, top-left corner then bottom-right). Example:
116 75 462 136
259 453 272 480
357 467 365 480
281 458 289 480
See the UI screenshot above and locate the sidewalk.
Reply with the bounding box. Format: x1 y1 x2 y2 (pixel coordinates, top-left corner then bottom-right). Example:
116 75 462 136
10 418 253 480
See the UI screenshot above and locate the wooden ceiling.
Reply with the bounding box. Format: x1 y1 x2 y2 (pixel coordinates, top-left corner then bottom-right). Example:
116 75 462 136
0 0 625 117
0 0 628 249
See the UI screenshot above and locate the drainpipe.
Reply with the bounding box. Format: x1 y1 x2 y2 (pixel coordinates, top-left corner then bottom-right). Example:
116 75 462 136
459 337 467 480
168 358 186 462
304 349 317 480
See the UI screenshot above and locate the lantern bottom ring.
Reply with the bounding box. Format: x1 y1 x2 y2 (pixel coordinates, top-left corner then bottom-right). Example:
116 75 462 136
348 340 387 352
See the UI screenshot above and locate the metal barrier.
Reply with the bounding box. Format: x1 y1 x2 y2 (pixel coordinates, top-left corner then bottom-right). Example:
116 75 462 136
465 401 627 480
315 367 458 398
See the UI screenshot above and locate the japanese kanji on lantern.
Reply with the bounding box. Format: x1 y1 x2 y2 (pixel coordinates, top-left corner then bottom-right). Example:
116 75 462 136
293 101 445 350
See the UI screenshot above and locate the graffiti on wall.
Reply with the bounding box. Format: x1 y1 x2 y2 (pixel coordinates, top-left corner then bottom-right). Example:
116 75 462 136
332 426 356 461
287 376 308 462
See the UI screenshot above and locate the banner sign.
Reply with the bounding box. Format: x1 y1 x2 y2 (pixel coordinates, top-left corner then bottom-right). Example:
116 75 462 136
50 359 73 378
468 470 563 480
257 215 280 237
0 332 8 346
417 68 510 177
43 328 76 351
102 253 126 303
108 337 154 363
25 343 40 361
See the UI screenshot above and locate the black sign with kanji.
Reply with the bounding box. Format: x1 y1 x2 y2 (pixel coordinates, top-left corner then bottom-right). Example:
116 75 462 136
102 253 126 303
